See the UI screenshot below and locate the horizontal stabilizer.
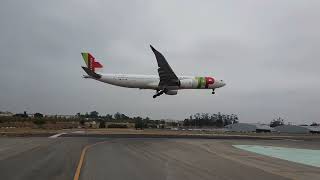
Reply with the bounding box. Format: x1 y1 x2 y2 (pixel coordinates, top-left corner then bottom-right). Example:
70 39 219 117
81 66 101 79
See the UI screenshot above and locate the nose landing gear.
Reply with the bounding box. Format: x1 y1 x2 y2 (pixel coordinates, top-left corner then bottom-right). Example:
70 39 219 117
212 89 215 94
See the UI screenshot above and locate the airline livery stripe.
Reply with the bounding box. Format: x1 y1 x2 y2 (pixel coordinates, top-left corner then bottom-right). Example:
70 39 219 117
81 53 89 66
196 77 206 88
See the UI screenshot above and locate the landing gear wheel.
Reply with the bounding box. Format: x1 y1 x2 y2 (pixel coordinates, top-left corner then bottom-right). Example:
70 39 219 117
153 89 164 98
212 90 215 94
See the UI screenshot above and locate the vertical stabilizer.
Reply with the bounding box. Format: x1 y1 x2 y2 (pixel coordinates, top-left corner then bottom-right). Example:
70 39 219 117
81 52 103 72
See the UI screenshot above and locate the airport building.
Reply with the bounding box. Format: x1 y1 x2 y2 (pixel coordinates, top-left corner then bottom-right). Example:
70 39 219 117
274 125 320 134
225 123 274 133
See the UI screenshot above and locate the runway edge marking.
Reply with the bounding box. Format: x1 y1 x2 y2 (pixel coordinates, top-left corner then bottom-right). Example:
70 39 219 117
73 141 109 180
48 133 67 138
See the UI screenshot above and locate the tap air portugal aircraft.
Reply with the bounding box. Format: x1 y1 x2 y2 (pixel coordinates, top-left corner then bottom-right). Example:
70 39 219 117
81 45 226 98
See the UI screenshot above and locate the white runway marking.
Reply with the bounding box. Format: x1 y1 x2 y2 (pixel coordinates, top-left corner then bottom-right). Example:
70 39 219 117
49 133 66 138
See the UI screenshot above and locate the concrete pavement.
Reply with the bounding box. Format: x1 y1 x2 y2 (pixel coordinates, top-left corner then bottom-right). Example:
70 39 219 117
0 136 319 180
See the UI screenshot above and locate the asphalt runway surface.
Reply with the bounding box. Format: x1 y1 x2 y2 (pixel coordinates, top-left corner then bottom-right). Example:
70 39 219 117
0 136 320 180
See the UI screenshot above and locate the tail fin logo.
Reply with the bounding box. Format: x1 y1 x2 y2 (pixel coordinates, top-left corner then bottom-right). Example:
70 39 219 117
81 52 103 72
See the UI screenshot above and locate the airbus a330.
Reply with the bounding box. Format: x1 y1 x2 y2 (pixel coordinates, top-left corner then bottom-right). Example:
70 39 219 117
81 45 226 98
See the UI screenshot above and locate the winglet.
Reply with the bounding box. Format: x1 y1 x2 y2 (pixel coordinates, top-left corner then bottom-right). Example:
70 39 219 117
150 45 161 55
150 45 156 52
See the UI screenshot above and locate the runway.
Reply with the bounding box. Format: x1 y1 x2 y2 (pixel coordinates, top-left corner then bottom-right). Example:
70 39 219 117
0 136 319 180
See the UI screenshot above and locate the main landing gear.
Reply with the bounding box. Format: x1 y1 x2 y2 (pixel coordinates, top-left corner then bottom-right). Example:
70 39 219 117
153 89 166 98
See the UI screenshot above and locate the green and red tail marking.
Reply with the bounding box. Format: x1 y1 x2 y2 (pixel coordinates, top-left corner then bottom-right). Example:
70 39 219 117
81 52 103 72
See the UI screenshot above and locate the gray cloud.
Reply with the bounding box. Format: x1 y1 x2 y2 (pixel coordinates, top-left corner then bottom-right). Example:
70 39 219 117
1 0 320 124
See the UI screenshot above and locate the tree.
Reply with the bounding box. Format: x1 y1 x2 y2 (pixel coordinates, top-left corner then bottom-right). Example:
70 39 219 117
310 122 319 126
23 111 28 118
89 111 99 118
34 113 43 118
105 114 113 120
216 113 224 127
134 116 144 129
270 117 285 127
183 112 239 127
99 120 106 128
114 112 121 120
233 115 239 124
121 113 130 120
183 119 189 126
144 117 150 121
79 119 85 126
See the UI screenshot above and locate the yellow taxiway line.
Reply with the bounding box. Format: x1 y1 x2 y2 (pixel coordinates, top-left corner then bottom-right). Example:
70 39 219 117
73 141 108 180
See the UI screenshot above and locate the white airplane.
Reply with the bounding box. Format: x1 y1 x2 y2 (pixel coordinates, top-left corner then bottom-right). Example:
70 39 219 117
81 45 226 98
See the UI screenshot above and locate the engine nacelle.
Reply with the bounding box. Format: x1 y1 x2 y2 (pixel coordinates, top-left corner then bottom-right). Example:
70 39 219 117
165 90 178 95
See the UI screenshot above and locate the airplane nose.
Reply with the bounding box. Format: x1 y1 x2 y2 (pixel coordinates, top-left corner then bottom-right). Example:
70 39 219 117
220 80 226 87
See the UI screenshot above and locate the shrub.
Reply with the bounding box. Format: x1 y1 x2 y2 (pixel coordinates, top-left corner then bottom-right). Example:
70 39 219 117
33 118 46 128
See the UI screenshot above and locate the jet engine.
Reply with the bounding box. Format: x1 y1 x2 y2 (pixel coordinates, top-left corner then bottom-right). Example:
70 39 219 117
165 90 178 95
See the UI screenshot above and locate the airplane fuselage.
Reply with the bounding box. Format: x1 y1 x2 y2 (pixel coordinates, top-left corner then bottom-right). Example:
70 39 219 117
94 74 225 91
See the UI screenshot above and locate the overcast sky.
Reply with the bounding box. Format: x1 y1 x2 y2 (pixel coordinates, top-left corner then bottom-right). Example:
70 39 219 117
1 0 320 124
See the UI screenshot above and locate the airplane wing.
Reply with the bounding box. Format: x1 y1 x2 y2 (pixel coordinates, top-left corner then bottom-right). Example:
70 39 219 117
150 45 180 89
